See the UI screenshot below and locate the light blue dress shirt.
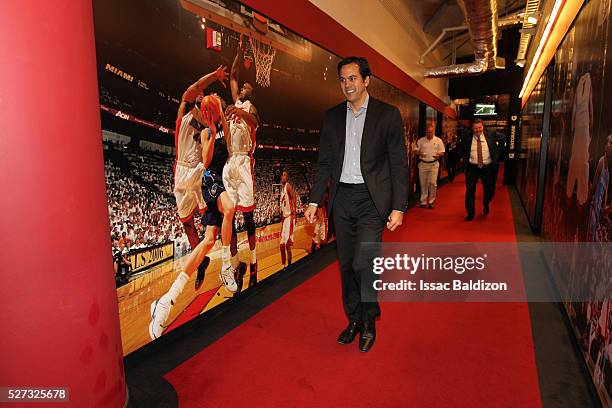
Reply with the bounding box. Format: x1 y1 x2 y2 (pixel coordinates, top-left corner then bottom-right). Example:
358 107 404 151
340 94 369 183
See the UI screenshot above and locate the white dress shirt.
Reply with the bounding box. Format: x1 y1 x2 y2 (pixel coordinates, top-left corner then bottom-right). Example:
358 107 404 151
416 136 445 162
469 133 492 165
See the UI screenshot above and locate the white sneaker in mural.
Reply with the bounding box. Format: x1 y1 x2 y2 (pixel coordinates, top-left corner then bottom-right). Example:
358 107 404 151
219 266 238 293
148 298 172 340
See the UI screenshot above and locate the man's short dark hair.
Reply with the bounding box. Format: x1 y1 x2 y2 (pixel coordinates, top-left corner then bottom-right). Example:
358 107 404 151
337 56 372 80
472 118 484 126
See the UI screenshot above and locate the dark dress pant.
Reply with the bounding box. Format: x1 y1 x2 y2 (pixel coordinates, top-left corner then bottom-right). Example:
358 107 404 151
332 183 385 323
465 163 497 217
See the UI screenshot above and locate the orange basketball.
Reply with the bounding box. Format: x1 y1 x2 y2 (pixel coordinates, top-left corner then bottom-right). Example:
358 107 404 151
200 95 222 125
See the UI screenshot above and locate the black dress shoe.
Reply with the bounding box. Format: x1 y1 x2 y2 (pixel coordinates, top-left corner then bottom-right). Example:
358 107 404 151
337 321 362 344
483 204 490 215
359 321 376 352
465 214 474 221
195 256 211 290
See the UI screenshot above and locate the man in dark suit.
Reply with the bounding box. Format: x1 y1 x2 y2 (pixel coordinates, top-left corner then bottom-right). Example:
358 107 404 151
460 118 506 221
305 57 409 352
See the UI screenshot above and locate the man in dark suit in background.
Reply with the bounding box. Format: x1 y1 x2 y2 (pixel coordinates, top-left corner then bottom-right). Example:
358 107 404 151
460 118 506 221
305 57 409 353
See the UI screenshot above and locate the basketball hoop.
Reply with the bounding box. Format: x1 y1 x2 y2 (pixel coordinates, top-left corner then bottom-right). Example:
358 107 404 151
249 36 275 87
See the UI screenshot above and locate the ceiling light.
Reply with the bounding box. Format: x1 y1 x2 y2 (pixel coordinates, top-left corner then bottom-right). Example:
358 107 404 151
527 16 538 24
519 0 564 98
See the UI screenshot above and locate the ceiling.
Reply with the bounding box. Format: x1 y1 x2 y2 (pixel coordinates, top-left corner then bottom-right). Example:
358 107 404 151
401 0 528 63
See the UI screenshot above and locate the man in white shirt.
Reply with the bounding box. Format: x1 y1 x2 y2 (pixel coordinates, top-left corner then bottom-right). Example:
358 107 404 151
415 120 445 208
459 118 506 221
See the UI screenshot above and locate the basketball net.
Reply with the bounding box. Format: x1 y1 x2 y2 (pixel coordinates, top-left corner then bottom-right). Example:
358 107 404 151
249 36 276 87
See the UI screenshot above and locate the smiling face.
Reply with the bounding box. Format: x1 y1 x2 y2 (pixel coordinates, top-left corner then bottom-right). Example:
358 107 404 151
472 122 484 136
339 63 369 106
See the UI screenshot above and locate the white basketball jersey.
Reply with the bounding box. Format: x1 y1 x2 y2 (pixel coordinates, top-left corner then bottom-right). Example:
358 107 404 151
176 110 202 167
571 72 592 162
280 183 293 217
229 99 254 155
574 73 591 120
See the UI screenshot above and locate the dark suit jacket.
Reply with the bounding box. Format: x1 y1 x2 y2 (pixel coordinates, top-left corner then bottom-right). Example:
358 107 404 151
310 96 409 219
458 129 506 165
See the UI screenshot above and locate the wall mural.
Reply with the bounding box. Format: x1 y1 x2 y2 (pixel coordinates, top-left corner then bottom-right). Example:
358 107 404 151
536 0 612 403
93 0 422 355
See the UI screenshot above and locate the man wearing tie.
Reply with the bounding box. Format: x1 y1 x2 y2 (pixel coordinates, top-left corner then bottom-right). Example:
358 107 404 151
304 57 408 352
460 118 506 221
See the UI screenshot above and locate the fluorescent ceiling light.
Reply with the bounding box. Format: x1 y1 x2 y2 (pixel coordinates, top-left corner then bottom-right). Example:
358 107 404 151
519 0 564 98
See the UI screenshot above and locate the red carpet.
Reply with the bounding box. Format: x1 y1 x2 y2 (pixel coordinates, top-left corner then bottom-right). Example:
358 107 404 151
165 174 542 407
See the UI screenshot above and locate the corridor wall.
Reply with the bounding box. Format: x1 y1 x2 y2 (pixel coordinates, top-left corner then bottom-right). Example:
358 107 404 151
521 0 612 403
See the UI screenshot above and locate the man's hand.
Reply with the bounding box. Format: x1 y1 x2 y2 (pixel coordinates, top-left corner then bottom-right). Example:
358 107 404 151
225 105 241 117
215 65 229 87
304 204 318 224
386 210 403 231
225 105 242 122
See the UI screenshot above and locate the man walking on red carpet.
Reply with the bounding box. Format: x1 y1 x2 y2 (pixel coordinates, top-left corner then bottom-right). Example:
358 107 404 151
305 56 409 352
415 119 445 209
460 118 506 221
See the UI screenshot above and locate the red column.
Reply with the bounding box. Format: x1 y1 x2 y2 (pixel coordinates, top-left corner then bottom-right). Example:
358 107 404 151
0 2 127 407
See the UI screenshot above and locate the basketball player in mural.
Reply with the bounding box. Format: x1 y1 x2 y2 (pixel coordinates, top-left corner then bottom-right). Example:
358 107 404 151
173 66 228 290
150 95 238 340
279 170 297 266
566 70 592 206
224 34 261 287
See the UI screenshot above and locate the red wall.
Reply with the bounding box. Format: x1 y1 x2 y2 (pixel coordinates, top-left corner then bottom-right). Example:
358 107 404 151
0 1 126 406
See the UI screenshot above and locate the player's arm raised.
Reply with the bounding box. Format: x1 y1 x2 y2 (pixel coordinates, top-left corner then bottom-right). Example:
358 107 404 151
178 66 228 123
230 35 244 103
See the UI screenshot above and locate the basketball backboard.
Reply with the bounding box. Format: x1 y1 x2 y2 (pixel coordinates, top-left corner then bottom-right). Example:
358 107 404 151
180 0 312 62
